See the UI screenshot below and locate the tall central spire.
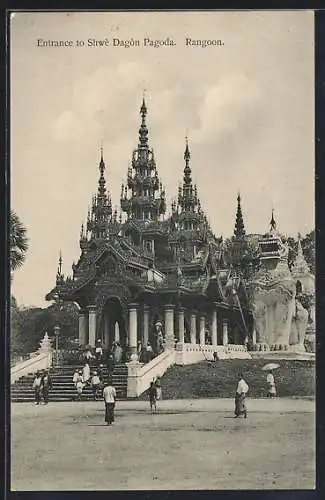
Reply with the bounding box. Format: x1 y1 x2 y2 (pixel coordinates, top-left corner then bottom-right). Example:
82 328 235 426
270 208 277 233
234 192 246 238
183 136 192 186
121 97 166 224
138 97 149 149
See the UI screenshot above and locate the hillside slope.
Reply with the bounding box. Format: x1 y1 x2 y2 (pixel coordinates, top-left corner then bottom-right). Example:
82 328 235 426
143 359 315 400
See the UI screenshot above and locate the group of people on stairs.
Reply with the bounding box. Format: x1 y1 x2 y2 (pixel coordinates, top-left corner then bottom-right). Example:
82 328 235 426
32 370 53 405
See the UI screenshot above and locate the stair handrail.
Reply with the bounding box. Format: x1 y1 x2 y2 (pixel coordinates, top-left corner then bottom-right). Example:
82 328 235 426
11 350 53 384
126 349 176 398
11 333 53 385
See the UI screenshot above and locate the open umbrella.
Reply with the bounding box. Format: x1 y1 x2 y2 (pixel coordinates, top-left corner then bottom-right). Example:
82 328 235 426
262 363 280 371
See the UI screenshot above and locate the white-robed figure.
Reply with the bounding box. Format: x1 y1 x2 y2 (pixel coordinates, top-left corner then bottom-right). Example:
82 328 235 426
82 362 90 385
72 369 79 387
266 370 277 397
234 374 249 418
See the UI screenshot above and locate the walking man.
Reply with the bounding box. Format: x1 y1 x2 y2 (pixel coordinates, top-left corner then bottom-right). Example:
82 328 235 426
32 371 43 405
41 370 53 404
234 373 249 418
148 381 157 413
103 378 117 426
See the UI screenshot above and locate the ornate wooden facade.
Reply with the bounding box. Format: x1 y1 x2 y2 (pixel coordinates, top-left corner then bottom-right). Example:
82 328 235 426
46 99 254 359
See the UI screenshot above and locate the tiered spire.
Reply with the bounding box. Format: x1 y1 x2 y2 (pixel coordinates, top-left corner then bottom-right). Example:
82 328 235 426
234 193 246 238
86 149 112 240
56 250 64 283
120 98 166 223
176 138 203 222
269 209 277 234
169 138 210 262
138 97 149 149
291 234 310 276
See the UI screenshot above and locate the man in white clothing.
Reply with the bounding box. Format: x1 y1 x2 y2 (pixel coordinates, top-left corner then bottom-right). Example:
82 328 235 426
235 374 249 418
103 380 117 425
266 370 277 397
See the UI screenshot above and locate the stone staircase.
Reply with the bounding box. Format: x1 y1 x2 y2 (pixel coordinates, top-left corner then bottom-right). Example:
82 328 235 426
11 364 128 402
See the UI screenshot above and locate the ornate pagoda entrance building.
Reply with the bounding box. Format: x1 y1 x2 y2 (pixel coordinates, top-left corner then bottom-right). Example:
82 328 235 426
46 99 254 362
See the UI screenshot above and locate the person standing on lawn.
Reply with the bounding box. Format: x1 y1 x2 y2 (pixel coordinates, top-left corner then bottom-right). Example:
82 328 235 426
103 379 117 426
266 370 277 397
155 376 162 401
148 381 158 413
234 374 249 418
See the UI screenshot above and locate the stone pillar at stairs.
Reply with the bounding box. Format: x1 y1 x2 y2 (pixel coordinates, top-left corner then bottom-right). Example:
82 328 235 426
143 305 149 346
164 305 175 349
211 308 217 346
88 306 97 347
78 309 88 346
199 315 206 345
190 312 197 344
222 319 229 346
128 303 139 362
178 307 185 344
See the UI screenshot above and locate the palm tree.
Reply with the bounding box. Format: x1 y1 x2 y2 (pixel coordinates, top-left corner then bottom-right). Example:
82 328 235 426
10 210 28 273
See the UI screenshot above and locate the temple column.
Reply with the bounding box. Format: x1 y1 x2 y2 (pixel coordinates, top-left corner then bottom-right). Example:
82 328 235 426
164 305 175 349
190 312 197 344
78 309 88 346
143 305 149 346
88 306 97 347
199 315 206 345
178 307 185 344
222 319 229 346
128 303 139 362
252 325 257 345
211 308 217 346
104 314 110 348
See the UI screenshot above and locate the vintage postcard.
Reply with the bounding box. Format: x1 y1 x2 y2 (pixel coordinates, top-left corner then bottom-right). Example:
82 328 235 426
9 10 315 491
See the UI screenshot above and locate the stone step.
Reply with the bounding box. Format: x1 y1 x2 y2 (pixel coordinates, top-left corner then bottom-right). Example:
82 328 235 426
16 375 127 382
11 397 128 403
11 362 129 403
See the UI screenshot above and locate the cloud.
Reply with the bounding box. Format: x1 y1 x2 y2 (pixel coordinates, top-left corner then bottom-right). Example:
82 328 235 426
192 74 262 144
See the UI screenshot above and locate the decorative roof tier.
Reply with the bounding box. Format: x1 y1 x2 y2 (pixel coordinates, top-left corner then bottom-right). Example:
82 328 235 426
291 234 310 277
169 138 213 263
120 98 166 223
234 193 246 239
84 149 112 241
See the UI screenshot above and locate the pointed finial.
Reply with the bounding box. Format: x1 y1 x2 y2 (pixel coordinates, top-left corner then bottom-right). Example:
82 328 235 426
140 93 147 117
270 208 276 232
139 95 148 148
58 250 63 276
184 134 191 163
234 192 245 238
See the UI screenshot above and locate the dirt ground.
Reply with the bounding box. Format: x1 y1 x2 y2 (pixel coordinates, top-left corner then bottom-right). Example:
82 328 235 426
11 398 315 491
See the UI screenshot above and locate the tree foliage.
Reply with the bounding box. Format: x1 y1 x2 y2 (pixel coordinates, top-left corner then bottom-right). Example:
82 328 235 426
10 210 28 273
11 301 79 356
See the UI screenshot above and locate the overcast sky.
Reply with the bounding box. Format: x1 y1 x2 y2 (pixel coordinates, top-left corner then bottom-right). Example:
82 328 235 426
10 11 314 308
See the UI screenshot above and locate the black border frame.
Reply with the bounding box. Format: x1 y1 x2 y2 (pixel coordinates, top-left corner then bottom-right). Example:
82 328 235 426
3 6 325 500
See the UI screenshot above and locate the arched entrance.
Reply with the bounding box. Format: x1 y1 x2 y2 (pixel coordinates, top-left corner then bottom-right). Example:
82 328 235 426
98 297 127 351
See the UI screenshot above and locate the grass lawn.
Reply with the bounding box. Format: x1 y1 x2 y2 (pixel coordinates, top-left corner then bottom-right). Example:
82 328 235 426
11 398 315 491
154 359 315 400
